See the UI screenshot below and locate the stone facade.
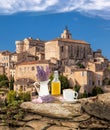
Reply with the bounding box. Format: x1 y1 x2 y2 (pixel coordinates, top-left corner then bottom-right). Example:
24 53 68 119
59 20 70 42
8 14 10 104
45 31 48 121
15 37 45 54
0 66 5 75
0 51 12 77
64 68 94 93
45 28 92 65
14 60 58 92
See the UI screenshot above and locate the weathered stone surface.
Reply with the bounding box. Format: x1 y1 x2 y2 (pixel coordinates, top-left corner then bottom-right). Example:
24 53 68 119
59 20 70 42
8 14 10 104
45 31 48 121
61 121 79 128
25 120 50 130
47 126 70 130
82 93 110 120
23 113 42 121
7 120 26 127
1 93 110 130
79 117 109 129
0 126 11 130
16 127 34 130
42 117 61 125
72 113 90 122
20 102 82 119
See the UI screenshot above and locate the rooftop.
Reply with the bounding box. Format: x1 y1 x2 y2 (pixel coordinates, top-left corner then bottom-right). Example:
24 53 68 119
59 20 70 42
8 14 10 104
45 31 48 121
50 38 89 45
16 60 50 66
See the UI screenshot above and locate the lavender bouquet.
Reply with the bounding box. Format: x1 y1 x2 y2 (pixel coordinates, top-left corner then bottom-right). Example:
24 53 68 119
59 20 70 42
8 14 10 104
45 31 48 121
36 66 50 81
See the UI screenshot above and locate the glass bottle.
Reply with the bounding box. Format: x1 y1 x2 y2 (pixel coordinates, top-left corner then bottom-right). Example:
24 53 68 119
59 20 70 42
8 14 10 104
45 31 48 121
51 70 61 95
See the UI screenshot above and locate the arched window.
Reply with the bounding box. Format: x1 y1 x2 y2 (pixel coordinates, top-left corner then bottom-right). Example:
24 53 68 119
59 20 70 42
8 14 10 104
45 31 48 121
61 46 64 52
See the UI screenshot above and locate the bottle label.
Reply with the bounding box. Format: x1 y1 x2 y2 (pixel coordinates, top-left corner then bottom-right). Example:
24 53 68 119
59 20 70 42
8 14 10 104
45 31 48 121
51 82 60 95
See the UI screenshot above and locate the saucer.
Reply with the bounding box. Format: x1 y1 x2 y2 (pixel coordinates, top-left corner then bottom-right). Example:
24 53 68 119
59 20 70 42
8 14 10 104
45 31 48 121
57 96 78 103
61 99 78 103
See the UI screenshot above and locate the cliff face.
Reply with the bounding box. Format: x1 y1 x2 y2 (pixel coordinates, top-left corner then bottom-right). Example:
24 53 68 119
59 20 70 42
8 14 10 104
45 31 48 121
0 93 110 130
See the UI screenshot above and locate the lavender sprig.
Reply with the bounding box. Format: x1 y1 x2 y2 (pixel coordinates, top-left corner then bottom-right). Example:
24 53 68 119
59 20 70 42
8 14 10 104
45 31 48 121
36 66 50 81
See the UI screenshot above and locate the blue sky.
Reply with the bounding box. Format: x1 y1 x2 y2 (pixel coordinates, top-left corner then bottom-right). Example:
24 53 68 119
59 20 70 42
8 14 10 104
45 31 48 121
0 0 110 59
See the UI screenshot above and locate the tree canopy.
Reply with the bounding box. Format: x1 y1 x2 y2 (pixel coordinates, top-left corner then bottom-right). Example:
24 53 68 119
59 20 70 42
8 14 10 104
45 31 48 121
0 74 9 88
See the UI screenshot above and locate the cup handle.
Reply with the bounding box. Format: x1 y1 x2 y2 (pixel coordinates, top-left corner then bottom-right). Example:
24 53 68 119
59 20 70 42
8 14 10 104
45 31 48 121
74 92 78 99
33 81 40 93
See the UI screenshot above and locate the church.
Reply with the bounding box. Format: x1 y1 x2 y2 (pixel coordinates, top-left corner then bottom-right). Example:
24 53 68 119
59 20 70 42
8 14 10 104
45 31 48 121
45 27 92 67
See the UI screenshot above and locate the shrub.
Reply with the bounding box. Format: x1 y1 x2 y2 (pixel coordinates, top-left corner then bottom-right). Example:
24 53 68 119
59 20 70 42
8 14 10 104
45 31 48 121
80 91 88 98
7 90 31 104
0 74 9 88
9 76 14 90
73 84 80 92
103 78 110 85
76 62 85 68
7 90 16 104
92 86 104 96
18 91 31 102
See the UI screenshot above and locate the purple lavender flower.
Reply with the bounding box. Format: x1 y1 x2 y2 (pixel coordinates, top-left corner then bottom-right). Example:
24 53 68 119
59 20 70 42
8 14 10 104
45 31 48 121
36 66 50 81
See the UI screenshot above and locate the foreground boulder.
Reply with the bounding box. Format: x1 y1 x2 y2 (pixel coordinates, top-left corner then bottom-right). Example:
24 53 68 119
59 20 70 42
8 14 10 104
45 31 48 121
82 93 110 120
0 93 110 130
20 102 82 119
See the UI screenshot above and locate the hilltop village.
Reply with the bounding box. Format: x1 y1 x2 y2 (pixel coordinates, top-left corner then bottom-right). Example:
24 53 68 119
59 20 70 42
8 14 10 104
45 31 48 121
0 27 110 94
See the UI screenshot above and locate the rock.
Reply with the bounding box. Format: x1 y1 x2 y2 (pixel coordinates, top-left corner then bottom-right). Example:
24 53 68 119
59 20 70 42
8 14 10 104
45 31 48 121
20 102 82 119
72 113 90 122
7 120 26 127
0 126 11 130
16 127 34 130
25 120 50 130
79 117 109 129
42 117 61 125
61 121 79 128
47 126 70 130
23 113 42 121
82 93 110 120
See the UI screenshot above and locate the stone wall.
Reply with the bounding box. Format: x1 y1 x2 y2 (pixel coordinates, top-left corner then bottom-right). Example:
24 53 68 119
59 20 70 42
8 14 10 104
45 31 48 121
0 93 110 130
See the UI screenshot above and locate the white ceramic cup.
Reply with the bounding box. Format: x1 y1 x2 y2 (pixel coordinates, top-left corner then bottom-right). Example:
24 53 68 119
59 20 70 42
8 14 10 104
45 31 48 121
63 89 78 101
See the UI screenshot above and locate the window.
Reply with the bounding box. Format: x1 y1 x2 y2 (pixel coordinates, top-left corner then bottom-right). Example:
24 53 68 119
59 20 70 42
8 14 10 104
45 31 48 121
81 71 87 76
97 74 100 79
81 71 84 76
61 46 64 52
32 66 35 71
89 80 92 85
98 80 100 86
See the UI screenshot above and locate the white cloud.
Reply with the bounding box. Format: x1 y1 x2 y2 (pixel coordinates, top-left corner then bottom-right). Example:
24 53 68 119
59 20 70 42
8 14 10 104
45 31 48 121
0 0 110 19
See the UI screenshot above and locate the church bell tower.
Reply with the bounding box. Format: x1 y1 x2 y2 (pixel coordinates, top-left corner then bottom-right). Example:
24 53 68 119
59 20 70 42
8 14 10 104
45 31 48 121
61 26 72 39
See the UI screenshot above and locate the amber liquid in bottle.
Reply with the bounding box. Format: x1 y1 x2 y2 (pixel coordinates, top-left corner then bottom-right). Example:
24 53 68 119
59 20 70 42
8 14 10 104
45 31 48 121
51 71 61 95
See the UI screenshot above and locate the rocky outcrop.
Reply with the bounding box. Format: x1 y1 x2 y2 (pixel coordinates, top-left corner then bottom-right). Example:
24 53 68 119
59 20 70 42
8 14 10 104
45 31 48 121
82 93 110 120
0 93 110 130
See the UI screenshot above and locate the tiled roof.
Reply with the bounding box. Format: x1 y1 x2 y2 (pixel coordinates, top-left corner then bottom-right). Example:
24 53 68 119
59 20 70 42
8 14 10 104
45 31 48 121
50 38 89 45
16 60 50 66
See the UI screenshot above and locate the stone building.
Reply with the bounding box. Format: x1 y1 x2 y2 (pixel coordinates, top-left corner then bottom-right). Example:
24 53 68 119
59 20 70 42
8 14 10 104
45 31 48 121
0 50 13 77
14 60 58 92
64 66 94 93
45 27 92 68
15 37 45 54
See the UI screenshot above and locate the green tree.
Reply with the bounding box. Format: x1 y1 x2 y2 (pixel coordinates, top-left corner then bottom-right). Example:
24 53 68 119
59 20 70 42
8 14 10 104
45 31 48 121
80 91 88 98
9 76 14 90
76 62 85 68
0 74 9 88
73 84 80 92
103 78 110 85
7 90 17 104
92 86 104 96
